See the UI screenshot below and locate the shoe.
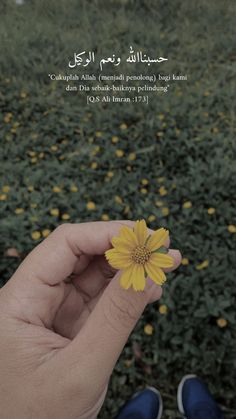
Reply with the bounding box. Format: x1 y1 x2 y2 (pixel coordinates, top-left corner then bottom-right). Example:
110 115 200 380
116 387 163 419
177 374 224 419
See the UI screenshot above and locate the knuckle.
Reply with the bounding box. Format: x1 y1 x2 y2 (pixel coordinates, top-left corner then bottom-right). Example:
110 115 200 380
53 223 73 237
104 293 141 332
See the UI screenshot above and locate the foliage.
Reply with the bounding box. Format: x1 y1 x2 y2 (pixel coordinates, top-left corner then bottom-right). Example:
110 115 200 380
0 1 236 417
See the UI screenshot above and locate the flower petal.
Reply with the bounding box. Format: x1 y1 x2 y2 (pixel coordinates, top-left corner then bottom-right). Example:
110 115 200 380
145 262 166 285
149 252 174 268
119 226 138 246
133 219 148 246
105 248 120 259
147 228 169 251
105 248 132 269
119 266 133 289
132 264 146 291
111 236 134 254
109 259 132 270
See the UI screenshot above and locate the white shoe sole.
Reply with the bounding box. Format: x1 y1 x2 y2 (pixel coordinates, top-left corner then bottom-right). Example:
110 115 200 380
177 374 197 417
147 387 163 419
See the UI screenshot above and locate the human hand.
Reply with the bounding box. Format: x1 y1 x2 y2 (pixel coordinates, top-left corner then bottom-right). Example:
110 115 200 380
0 221 181 419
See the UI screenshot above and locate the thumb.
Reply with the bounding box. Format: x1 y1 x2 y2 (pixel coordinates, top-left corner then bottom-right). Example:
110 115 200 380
62 271 162 388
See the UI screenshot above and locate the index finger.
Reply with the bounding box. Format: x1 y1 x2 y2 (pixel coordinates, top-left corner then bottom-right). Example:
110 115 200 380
10 221 132 288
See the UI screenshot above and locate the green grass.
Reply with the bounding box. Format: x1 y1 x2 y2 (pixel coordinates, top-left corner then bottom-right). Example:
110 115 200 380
0 1 236 417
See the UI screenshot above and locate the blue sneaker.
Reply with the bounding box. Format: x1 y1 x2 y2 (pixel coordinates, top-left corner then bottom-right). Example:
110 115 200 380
177 374 224 419
116 387 163 419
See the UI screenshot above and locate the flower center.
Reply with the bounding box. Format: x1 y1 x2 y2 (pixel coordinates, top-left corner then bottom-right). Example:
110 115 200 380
132 245 151 264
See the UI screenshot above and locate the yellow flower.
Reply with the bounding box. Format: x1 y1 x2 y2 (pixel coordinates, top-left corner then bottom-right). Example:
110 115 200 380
141 179 149 186
101 214 109 221
144 324 154 335
128 152 136 161
107 171 114 178
20 91 27 99
51 145 58 151
183 201 192 209
157 177 165 183
161 207 169 216
148 215 156 222
217 318 227 328
31 157 37 164
105 220 174 291
30 216 39 222
28 185 34 192
2 185 10 193
70 185 78 192
31 231 41 240
159 186 167 196
155 200 163 207
90 162 98 169
140 188 148 194
120 123 128 130
228 224 236 233
124 359 133 368
13 122 20 129
95 131 102 137
28 150 36 157
87 201 96 210
52 186 62 193
0 194 7 201
4 113 12 123
207 207 215 215
62 213 70 220
181 257 189 265
196 260 209 270
115 195 123 204
91 146 100 156
14 119 21 128
15 208 24 214
115 149 124 157
159 304 168 314
50 208 59 216
42 229 51 238
112 135 119 143
123 205 130 215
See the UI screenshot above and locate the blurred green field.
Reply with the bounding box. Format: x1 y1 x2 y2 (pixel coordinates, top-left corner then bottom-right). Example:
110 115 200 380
0 0 236 417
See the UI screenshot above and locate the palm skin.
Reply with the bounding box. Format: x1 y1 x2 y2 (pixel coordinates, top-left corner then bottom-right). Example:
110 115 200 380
53 255 115 338
0 253 117 418
0 222 181 419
